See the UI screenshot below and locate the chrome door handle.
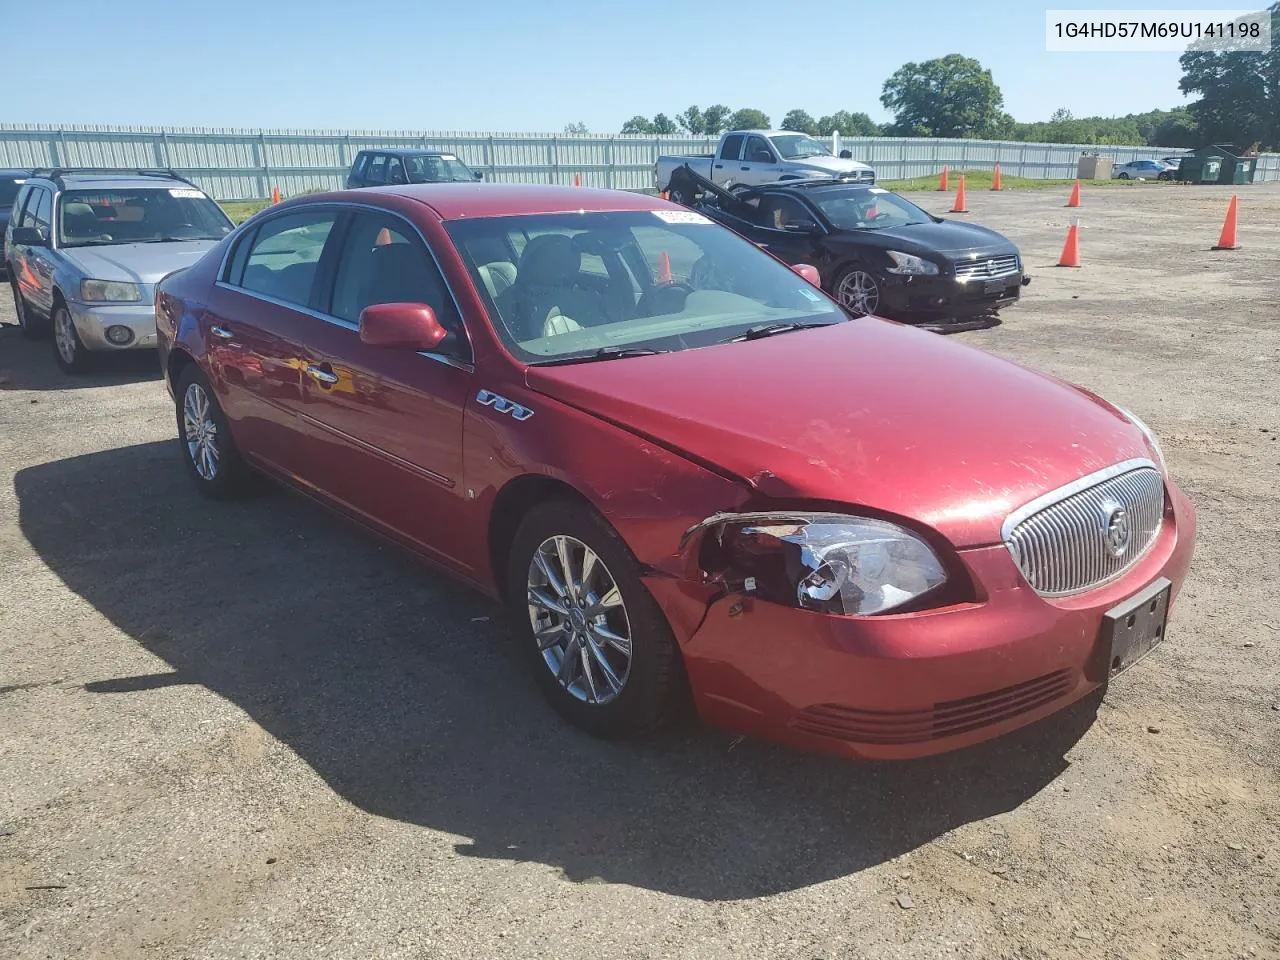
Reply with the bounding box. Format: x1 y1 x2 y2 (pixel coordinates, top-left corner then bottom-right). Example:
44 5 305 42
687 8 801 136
210 325 233 339
305 364 339 385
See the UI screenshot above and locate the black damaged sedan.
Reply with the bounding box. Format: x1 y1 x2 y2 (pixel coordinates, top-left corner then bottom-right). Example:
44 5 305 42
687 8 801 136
670 166 1030 323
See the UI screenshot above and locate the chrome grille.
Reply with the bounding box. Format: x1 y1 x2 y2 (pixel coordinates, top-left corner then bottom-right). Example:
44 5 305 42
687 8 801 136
1004 462 1165 596
954 255 1020 280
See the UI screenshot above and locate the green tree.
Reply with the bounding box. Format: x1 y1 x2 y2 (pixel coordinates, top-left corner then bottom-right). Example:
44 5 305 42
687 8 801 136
1178 3 1279 150
880 54 1006 138
727 108 771 130
780 109 818 134
651 113 680 135
816 110 881 136
621 115 655 134
563 122 589 135
701 105 732 134
675 106 705 135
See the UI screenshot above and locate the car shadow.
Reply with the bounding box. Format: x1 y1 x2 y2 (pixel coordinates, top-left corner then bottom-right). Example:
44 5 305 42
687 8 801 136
0 322 162 390
14 440 1099 900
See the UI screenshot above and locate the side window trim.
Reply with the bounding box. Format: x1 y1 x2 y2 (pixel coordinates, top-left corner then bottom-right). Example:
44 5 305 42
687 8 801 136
214 201 475 369
222 223 259 284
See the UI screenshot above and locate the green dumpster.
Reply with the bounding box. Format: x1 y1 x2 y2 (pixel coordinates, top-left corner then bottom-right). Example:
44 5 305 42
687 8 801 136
1177 153 1223 184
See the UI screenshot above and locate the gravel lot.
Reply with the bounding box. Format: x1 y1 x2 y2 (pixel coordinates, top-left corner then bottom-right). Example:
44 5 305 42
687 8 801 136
2 182 1278 960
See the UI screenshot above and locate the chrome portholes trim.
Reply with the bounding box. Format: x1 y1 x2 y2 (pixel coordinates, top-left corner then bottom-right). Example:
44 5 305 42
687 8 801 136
476 389 533 421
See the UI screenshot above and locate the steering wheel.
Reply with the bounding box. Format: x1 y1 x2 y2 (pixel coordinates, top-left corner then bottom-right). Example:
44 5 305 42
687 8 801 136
635 280 694 317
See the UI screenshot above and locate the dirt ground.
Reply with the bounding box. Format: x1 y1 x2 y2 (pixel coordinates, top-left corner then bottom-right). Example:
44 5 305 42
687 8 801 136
1 181 1278 960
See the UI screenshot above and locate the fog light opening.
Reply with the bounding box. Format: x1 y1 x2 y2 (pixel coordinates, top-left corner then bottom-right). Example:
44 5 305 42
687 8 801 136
105 325 135 346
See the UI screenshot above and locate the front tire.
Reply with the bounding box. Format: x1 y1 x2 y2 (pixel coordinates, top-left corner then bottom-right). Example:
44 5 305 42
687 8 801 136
51 302 95 373
174 364 251 499
1118 172 1130 180
832 264 883 318
505 500 684 738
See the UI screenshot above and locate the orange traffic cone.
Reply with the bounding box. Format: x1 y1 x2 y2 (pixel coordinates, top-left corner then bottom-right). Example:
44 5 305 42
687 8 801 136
573 173 582 187
1056 221 1081 267
1065 180 1080 208
1212 194 1239 250
937 165 949 192
951 175 968 213
659 191 669 201
991 164 1002 191
657 251 672 283
271 185 281 204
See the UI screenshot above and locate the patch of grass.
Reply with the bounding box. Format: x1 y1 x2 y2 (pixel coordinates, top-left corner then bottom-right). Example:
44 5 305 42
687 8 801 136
880 170 1146 192
223 200 272 223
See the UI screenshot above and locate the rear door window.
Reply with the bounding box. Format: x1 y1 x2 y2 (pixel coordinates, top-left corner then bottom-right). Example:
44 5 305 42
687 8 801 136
350 153 369 179
237 210 339 308
366 154 388 184
719 135 744 161
10 184 32 223
386 156 407 184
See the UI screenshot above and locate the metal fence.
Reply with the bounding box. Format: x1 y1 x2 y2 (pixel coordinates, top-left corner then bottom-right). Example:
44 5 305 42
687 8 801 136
1 124 1276 200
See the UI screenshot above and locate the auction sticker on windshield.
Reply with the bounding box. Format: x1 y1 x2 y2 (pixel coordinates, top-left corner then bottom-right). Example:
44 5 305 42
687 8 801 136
652 210 712 224
169 189 206 199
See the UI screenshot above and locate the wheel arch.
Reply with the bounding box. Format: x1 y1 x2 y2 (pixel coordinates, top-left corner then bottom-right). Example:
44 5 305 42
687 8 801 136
487 474 594 602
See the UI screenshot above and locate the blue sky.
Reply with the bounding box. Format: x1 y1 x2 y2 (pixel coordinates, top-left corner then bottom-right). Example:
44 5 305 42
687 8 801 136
5 0 1221 131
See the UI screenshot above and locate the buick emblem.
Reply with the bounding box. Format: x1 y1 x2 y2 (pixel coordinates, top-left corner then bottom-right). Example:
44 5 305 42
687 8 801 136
1102 503 1131 556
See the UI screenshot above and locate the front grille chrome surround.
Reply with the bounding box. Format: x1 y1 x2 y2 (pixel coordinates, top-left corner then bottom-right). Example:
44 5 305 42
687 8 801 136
1002 458 1165 597
954 254 1021 281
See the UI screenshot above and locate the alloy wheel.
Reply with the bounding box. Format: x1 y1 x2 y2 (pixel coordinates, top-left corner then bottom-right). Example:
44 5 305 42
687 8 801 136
836 269 880 316
54 309 78 364
183 382 220 481
526 535 633 705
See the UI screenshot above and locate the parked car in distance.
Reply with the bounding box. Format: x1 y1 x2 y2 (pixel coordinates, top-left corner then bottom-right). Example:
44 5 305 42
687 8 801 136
1113 159 1173 181
1 168 35 277
156 183 1195 761
656 130 875 198
346 149 483 188
4 169 234 372
668 164 1029 321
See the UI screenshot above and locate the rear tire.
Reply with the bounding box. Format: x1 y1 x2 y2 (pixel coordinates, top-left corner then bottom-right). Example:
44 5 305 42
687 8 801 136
174 364 251 499
505 499 685 738
51 302 95 374
11 280 47 339
1118 172 1130 180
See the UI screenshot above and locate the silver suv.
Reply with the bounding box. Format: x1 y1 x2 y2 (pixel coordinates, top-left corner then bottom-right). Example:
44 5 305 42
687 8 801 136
4 169 234 373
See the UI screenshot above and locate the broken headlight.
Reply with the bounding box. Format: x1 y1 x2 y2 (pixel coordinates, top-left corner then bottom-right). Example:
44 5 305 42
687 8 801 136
696 513 948 616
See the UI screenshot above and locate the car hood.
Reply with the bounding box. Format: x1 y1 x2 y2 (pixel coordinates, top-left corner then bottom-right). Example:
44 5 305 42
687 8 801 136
60 240 221 286
843 218 1016 256
790 155 874 174
524 319 1149 547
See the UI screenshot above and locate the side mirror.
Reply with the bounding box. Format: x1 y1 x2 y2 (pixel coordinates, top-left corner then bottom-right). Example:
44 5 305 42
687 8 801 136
838 149 853 159
358 302 449 351
791 263 821 286
783 218 819 233
753 151 773 163
10 226 47 246
473 171 484 180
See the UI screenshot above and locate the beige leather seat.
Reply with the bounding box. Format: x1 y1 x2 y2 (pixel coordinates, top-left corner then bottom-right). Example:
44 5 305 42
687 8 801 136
476 261 517 300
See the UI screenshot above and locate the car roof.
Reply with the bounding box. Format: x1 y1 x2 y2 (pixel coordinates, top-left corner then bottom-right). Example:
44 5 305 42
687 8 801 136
329 183 671 220
745 179 874 196
1 169 34 177
358 148 462 158
35 173 194 190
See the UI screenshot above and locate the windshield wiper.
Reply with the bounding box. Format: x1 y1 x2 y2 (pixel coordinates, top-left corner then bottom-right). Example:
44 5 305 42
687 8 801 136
722 321 833 343
533 347 668 366
145 236 221 243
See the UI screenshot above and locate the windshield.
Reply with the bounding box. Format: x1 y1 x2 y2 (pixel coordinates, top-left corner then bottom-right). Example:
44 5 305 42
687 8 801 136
1 177 25 207
771 135 831 160
57 187 234 248
446 210 846 363
406 155 476 183
810 187 934 231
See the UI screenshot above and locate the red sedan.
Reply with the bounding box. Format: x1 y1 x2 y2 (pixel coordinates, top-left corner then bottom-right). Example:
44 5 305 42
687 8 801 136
155 184 1196 760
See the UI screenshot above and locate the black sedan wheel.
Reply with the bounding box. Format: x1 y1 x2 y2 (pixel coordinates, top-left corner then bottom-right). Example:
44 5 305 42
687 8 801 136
833 266 881 317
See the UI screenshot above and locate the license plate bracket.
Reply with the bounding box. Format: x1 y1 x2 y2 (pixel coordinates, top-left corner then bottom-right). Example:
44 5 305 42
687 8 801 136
983 278 1010 295
1101 577 1172 678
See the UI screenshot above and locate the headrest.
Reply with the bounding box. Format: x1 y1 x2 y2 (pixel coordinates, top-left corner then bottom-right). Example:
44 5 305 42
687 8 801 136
518 234 579 285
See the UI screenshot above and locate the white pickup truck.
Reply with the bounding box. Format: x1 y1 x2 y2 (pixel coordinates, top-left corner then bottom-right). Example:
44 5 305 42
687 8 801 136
654 130 875 198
